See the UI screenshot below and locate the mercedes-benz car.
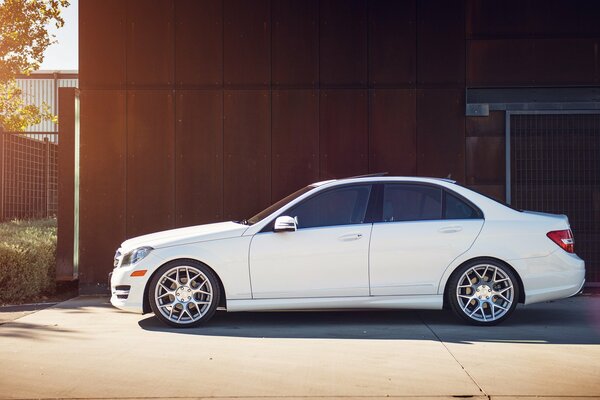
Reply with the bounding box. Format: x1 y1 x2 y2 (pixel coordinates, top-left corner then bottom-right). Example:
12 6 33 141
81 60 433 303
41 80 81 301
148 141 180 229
110 175 585 327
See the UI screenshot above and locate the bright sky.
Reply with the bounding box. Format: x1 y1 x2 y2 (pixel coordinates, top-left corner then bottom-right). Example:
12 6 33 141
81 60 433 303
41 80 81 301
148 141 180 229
39 0 78 71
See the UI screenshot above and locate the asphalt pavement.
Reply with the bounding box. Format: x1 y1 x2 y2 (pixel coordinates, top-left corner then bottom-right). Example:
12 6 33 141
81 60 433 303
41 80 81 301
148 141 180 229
0 293 599 399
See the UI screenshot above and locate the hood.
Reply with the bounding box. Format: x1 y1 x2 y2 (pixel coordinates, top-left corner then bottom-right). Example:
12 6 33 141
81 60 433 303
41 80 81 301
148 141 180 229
120 221 249 252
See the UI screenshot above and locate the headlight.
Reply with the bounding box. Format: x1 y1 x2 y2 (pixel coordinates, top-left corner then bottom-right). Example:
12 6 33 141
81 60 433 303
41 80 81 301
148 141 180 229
121 246 153 267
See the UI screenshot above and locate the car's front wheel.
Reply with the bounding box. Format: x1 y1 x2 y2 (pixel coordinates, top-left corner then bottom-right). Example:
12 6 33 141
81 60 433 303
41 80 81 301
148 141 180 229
448 259 519 326
149 260 220 328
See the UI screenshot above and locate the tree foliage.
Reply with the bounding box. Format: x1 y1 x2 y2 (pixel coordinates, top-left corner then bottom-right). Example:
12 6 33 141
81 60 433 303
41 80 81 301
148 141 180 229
0 0 69 131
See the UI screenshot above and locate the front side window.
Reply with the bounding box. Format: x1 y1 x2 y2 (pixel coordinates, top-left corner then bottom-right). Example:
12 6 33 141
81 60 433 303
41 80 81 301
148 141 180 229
382 184 442 222
285 185 372 229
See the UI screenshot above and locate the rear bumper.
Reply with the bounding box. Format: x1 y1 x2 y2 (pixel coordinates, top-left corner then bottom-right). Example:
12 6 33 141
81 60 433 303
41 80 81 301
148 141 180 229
513 249 586 305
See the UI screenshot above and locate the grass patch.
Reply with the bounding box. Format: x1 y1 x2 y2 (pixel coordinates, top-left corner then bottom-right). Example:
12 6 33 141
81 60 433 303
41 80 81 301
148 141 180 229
0 218 57 305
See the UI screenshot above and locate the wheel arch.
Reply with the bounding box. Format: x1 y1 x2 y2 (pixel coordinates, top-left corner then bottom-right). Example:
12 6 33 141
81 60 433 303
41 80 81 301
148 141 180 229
442 256 526 310
142 258 227 314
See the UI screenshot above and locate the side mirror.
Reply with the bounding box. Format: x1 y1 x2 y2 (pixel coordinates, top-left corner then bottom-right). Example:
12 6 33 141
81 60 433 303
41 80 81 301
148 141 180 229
274 216 297 232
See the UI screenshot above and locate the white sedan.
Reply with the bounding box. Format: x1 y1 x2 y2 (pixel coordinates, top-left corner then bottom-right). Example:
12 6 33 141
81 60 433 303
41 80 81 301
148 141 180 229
110 176 585 327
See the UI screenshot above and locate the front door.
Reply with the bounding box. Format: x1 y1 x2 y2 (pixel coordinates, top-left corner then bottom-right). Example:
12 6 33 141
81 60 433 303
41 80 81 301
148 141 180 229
249 184 373 298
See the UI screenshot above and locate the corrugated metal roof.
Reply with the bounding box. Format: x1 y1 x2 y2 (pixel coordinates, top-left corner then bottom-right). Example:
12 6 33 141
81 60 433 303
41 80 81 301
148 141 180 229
15 73 79 133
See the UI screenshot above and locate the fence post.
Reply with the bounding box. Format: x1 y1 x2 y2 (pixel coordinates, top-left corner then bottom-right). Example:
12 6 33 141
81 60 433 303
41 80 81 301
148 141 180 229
0 131 4 221
56 88 77 281
43 138 50 218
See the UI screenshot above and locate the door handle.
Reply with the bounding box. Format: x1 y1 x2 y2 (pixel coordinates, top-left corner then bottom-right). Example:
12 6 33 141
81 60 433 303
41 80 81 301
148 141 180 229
338 233 363 241
438 226 462 234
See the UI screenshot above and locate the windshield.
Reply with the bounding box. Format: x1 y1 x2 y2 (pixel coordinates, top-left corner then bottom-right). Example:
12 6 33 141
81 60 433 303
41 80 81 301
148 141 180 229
244 185 315 225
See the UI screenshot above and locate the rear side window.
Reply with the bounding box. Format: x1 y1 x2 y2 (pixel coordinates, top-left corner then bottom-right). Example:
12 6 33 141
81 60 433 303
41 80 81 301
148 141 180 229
382 184 442 222
286 185 372 229
444 192 480 219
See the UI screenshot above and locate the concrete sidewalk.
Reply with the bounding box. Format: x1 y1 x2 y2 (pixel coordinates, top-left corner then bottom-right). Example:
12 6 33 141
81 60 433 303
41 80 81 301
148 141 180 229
0 294 599 399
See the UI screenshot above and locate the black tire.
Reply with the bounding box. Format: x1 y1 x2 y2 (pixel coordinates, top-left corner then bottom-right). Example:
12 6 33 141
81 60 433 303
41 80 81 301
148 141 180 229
448 259 520 326
149 260 220 328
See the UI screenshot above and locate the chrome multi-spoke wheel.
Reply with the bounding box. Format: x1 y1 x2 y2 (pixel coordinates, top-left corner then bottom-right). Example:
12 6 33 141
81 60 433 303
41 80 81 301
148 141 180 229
449 260 519 325
149 261 220 327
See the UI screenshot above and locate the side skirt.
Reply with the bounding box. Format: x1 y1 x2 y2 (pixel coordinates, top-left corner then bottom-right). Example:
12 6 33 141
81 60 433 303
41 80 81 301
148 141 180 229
226 295 443 312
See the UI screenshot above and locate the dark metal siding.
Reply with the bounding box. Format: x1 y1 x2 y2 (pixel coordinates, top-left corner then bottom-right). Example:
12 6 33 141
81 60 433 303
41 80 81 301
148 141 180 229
126 91 175 237
272 0 319 87
369 89 416 175
79 91 126 285
319 90 368 179
465 111 506 201
223 90 271 220
224 0 271 87
175 91 224 226
468 39 599 87
77 0 600 285
79 0 126 89
417 0 465 85
368 0 416 87
126 0 174 87
175 0 223 87
319 0 367 86
416 89 465 181
271 90 319 202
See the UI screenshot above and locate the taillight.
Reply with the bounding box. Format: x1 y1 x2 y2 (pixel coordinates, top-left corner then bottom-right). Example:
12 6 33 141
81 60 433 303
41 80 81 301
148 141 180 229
547 229 574 253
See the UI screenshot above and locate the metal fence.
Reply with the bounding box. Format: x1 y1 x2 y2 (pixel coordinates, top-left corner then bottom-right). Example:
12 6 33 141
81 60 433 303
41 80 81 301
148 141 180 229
0 132 59 221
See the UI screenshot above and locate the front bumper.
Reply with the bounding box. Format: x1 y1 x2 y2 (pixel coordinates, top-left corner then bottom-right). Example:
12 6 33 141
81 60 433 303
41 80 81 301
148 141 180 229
109 253 162 314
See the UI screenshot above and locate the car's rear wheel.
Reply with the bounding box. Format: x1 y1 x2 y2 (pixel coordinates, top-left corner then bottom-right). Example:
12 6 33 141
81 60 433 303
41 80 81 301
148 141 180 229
149 260 220 328
448 260 519 326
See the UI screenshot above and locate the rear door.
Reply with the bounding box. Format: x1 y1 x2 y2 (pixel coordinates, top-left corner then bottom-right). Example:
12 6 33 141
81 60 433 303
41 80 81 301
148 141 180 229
369 183 484 295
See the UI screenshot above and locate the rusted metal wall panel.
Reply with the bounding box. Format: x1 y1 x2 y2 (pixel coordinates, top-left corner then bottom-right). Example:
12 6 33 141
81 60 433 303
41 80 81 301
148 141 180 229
57 88 75 280
417 0 465 85
272 0 318 87
126 91 175 237
223 90 271 220
466 111 504 138
467 39 599 87
224 0 270 87
369 90 416 175
79 90 126 285
320 0 367 87
175 0 223 87
272 90 319 201
465 111 506 211
416 89 465 182
126 0 174 87
467 184 505 202
467 0 600 39
175 91 224 227
368 0 416 86
320 90 368 179
466 136 504 186
79 0 126 89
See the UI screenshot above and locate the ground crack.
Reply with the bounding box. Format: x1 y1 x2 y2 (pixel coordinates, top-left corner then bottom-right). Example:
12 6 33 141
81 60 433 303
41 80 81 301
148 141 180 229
419 312 489 398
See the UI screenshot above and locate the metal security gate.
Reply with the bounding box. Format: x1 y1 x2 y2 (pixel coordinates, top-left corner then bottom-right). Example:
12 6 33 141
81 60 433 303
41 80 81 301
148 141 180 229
508 111 600 284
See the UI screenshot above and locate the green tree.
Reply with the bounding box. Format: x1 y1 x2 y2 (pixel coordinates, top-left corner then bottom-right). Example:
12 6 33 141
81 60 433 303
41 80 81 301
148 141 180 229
0 0 69 132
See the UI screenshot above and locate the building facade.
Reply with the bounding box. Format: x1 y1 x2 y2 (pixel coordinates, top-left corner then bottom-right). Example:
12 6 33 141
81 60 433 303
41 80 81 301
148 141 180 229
76 0 600 288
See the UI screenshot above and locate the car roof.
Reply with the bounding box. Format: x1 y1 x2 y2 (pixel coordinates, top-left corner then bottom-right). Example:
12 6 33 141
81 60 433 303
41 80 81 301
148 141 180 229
311 176 457 187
